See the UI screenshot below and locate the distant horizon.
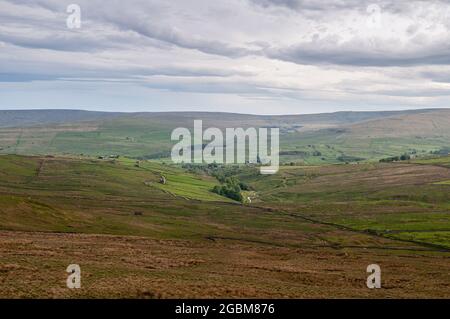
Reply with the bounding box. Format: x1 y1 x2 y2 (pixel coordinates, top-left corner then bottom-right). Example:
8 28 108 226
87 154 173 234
0 106 449 117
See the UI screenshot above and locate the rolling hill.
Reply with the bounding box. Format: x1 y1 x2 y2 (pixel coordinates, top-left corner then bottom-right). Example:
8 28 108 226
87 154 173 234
0 108 449 163
1 153 449 298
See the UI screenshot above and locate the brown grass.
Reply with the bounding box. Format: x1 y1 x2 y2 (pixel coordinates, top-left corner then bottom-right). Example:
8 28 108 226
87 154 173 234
1 230 448 299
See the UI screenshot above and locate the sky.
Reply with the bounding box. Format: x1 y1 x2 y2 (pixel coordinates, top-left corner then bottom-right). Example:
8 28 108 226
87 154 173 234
1 0 450 114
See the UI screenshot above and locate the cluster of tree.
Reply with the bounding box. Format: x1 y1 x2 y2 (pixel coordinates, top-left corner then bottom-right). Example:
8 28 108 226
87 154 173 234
182 162 232 177
212 177 251 202
180 163 256 202
212 166 248 183
379 154 411 163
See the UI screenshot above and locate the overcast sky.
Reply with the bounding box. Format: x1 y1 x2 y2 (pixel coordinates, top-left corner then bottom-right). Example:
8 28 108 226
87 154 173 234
1 0 450 114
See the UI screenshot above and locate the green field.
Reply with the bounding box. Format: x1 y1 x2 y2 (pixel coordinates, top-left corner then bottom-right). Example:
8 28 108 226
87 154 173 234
1 154 449 248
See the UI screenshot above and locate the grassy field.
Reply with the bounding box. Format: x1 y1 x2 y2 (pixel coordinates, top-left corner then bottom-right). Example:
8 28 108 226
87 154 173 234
0 154 449 298
1 109 449 164
227 159 450 250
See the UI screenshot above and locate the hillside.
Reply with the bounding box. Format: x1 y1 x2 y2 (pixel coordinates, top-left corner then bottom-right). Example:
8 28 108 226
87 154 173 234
281 109 450 163
0 109 449 163
348 109 450 138
0 109 438 128
0 110 122 128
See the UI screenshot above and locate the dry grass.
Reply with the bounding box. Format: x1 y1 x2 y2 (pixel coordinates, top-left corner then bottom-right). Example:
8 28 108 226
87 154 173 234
0 230 449 299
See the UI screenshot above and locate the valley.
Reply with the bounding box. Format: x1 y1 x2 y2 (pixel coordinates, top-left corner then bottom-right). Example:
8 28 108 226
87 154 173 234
0 153 449 298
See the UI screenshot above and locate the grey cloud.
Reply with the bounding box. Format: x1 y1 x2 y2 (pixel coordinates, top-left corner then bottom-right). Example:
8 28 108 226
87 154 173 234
0 60 250 82
266 41 450 67
375 88 450 97
122 24 254 58
94 0 450 67
139 80 301 99
98 15 257 58
3 0 259 58
249 0 373 12
0 32 114 52
248 0 428 13
3 0 450 67
0 73 58 82
249 0 302 10
421 71 450 83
